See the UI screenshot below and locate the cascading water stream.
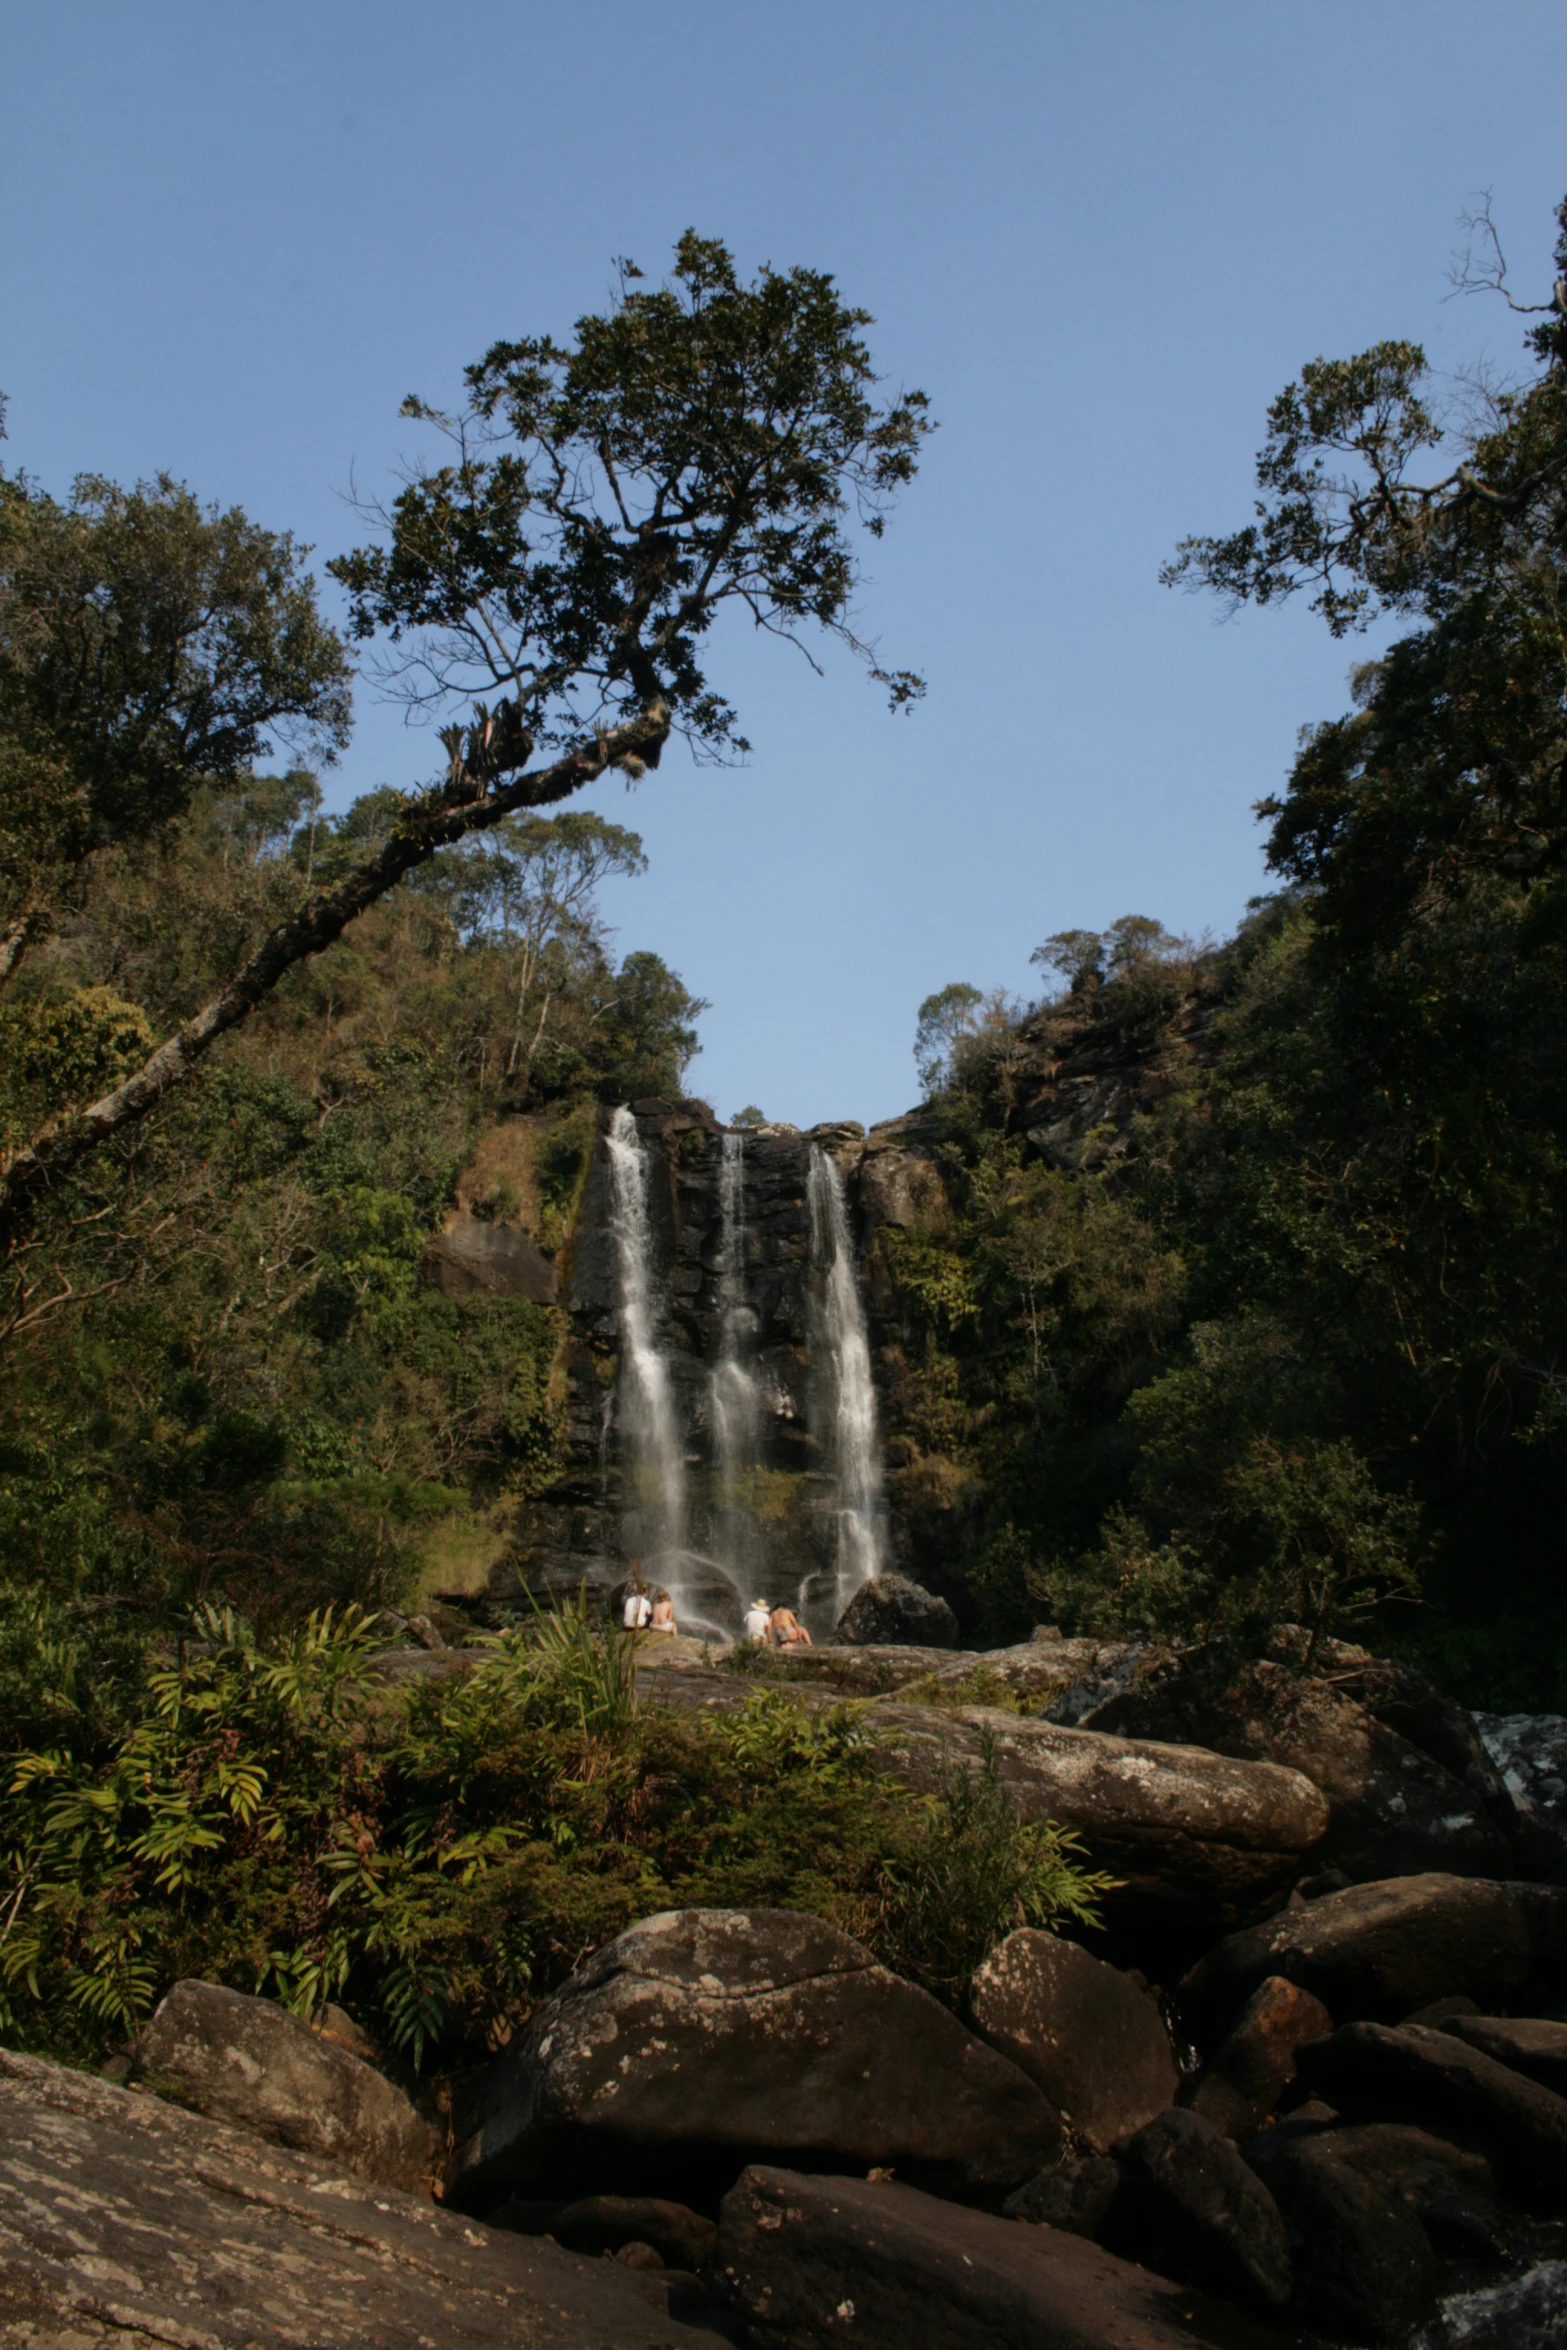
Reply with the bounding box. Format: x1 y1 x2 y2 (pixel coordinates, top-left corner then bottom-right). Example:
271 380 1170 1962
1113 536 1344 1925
710 1131 761 1544
604 1105 687 1585
807 1146 887 1620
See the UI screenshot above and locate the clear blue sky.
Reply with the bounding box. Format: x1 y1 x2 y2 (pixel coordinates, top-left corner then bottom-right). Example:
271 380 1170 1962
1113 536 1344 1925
5 3 1565 1126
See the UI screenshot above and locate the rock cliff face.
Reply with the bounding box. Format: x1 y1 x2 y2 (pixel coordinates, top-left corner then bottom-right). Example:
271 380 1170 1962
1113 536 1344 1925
442 980 1217 1632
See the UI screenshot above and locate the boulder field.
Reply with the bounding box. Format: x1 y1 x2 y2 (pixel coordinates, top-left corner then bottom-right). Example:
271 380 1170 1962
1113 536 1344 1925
7 1624 1567 2350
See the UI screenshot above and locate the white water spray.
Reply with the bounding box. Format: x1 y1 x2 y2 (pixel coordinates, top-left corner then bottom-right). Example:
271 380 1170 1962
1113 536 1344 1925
808 1146 887 1618
710 1131 761 1531
605 1107 686 1572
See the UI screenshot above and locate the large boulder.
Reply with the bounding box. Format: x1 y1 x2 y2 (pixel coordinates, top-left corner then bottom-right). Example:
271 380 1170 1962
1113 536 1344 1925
447 1908 1063 2209
836 1573 959 1648
0 2046 734 2349
1444 2011 1567 2097
1178 1873 1567 2039
1090 1654 1517 1883
718 2164 1299 2349
1243 2119 1439 2344
967 1929 1178 2149
1296 2020 1567 2207
1186 1975 1334 2139
1116 2107 1293 2312
872 1703 1329 1934
128 1977 438 2194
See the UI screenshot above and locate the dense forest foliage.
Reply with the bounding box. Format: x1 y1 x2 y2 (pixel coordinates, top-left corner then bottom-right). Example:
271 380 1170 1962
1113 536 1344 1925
883 197 1567 1710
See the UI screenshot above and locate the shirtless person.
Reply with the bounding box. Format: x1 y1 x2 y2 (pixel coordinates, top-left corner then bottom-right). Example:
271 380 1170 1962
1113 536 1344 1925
649 1589 678 1635
769 1605 812 1650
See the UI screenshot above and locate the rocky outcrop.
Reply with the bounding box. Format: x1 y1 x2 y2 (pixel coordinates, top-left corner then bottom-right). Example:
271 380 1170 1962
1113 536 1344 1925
128 1977 439 2194
0 2046 734 2349
967 1929 1178 2149
1444 2013 1567 2097
446 1908 1063 2209
718 2164 1295 2349
1185 1974 1333 2139
1115 2107 1293 2312
1297 2022 1567 2208
872 1703 1329 1932
836 1573 959 1648
1090 1653 1518 1884
1178 1874 1567 2037
1244 2117 1443 2344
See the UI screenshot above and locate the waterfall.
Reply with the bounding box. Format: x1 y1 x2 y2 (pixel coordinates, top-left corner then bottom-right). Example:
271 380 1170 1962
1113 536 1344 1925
808 1146 887 1619
605 1106 686 1578
710 1131 761 1533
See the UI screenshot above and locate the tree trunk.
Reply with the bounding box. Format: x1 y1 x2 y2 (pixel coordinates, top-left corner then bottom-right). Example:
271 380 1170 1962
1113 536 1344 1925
0 706 667 1238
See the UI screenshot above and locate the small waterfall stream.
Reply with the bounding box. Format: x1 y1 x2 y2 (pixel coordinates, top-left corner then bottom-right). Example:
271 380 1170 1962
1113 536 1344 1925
808 1145 888 1621
604 1105 688 1589
709 1131 761 1550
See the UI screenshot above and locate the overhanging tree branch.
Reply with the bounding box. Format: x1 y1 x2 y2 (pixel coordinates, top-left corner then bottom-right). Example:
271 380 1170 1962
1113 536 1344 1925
0 700 668 1236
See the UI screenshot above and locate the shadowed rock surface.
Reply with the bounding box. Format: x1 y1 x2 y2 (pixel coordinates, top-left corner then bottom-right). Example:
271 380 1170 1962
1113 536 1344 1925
718 2163 1297 2349
1244 2120 1439 2344
128 1976 440 2194
1091 1656 1517 1884
0 2047 734 2349
1116 2106 1293 2312
447 1907 1063 2209
1178 1874 1567 2036
1296 2021 1567 2207
967 1928 1178 2149
1186 1975 1334 2140
836 1572 959 1647
1443 2013 1567 2098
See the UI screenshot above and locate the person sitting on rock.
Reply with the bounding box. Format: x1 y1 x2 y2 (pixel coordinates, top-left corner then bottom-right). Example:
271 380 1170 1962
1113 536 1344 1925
622 1568 653 1632
649 1589 678 1635
743 1598 773 1645
769 1605 812 1650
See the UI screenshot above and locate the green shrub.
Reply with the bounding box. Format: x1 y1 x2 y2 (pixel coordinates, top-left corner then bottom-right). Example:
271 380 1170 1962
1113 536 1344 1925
0 1607 1112 2064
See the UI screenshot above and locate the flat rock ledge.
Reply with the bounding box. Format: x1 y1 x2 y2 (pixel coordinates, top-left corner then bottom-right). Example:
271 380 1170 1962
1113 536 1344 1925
719 2165 1294 2350
0 2047 733 2350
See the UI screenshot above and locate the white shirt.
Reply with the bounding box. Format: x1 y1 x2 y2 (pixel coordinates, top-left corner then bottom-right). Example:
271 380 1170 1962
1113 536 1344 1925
623 1591 653 1630
743 1607 772 1645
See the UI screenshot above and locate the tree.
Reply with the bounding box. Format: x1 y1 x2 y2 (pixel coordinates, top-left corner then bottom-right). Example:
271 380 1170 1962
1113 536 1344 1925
0 232 930 1233
914 984 983 1096
425 810 648 1076
0 461 351 991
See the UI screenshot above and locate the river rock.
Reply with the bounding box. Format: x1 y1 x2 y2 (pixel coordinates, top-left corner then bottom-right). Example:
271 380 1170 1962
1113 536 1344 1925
718 2164 1297 2349
1117 2107 1292 2311
547 2194 718 2269
1003 2151 1124 2234
872 1703 1329 1933
127 1976 439 2194
0 2045 734 2350
1186 1975 1334 2139
967 1929 1178 2148
1090 1655 1517 1883
1444 2012 1567 2097
1244 2122 1438 2344
836 1573 959 1647
1179 1873 1567 2037
447 1907 1063 2208
1296 2020 1567 2206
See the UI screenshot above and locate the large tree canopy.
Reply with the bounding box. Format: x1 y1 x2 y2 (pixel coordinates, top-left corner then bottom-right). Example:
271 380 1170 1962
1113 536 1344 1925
0 462 352 988
0 234 929 1233
331 229 931 758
